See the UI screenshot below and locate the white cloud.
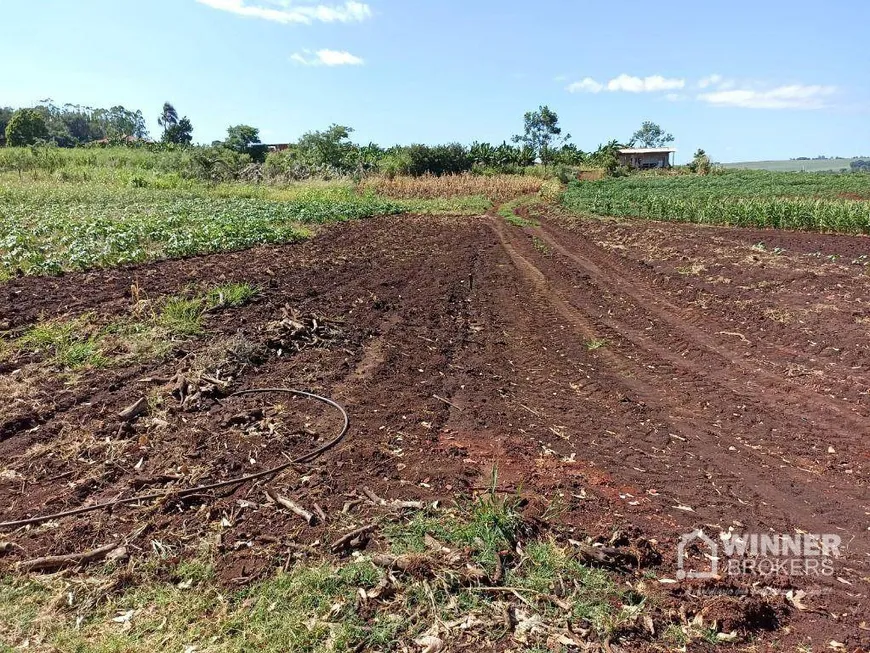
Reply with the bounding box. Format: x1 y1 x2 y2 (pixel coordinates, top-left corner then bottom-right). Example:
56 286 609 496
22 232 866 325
196 0 371 24
566 71 839 109
607 74 685 92
697 84 837 109
566 77 604 93
291 48 364 66
566 74 684 94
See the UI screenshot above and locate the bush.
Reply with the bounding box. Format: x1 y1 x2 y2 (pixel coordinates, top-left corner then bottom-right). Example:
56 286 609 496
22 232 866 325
5 108 50 146
403 143 473 176
262 149 318 182
184 146 252 183
295 124 359 174
377 150 412 179
687 149 712 175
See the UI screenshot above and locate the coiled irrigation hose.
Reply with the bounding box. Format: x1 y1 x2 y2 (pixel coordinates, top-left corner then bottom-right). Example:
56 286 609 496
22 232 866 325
0 388 350 531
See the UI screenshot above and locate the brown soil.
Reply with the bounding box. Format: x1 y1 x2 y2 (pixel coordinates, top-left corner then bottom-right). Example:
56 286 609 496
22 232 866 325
1 213 868 650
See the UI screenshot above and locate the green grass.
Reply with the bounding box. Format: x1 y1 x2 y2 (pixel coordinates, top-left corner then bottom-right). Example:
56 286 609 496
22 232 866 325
0 496 653 652
531 235 550 254
205 282 259 309
158 296 207 336
386 495 523 573
0 560 393 653
562 169 870 233
13 283 259 371
17 314 108 369
498 195 543 228
585 338 607 351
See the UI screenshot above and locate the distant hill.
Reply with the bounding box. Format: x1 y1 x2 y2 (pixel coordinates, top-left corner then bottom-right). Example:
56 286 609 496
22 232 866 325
720 158 860 172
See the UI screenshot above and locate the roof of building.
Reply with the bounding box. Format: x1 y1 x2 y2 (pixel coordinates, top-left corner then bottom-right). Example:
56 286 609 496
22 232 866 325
618 147 677 154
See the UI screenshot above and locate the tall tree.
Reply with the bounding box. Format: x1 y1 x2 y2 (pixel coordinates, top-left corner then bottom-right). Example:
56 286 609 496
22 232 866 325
512 105 570 164
5 108 50 146
224 124 266 161
162 116 194 145
0 107 14 145
158 102 179 137
630 121 674 148
93 105 148 140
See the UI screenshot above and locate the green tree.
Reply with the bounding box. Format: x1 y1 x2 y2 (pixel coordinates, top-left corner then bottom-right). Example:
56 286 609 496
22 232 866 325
0 107 14 145
162 116 194 145
157 102 179 136
512 105 570 164
93 105 148 141
630 121 674 148
224 124 267 161
5 108 50 146
296 124 357 171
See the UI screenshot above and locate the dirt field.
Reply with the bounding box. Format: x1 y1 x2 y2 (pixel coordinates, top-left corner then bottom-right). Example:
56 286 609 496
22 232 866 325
1 212 868 649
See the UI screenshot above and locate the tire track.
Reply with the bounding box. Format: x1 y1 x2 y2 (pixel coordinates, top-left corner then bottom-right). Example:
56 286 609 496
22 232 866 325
486 215 869 568
532 222 870 433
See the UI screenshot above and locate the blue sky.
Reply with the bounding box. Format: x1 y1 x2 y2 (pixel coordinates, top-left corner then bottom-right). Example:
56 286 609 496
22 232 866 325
2 0 868 162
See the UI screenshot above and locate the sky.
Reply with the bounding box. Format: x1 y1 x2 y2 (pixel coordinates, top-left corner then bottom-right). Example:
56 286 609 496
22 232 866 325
1 0 868 163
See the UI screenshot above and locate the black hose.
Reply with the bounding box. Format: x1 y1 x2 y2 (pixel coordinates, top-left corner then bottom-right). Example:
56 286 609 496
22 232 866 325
0 388 350 531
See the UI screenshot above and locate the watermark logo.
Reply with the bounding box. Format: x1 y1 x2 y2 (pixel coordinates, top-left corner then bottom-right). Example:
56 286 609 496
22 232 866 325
677 529 840 579
677 530 719 579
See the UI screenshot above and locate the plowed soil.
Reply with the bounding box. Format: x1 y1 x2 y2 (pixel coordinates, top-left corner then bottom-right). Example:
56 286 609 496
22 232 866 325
1 213 868 649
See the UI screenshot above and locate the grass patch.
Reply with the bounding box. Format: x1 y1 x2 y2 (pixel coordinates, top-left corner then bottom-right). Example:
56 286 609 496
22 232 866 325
502 212 536 228
387 496 522 573
17 315 107 370
498 195 546 228
158 297 206 336
531 236 550 255
205 282 259 309
0 495 662 652
585 338 607 351
12 283 259 372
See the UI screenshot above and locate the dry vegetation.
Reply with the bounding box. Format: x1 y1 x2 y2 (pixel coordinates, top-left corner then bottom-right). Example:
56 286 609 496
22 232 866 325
359 173 547 201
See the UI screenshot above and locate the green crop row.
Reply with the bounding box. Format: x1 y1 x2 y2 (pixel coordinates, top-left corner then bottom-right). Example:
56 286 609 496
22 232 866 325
0 181 403 277
562 170 870 233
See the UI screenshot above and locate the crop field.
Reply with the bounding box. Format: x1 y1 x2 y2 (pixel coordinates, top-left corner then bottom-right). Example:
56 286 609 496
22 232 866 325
1 154 870 651
0 180 405 277
562 169 870 232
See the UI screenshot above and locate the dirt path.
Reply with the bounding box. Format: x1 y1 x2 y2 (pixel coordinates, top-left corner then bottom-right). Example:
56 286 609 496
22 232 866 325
0 213 868 648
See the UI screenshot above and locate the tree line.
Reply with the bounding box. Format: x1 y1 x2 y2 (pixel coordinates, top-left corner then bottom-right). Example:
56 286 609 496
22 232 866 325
0 100 195 147
2 100 683 178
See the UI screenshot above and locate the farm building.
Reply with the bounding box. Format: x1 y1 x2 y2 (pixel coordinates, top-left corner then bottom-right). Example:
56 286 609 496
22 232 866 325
617 147 676 169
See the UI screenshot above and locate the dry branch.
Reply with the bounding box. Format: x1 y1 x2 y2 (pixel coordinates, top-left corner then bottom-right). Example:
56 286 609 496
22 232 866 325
433 394 463 411
265 489 316 526
331 523 376 552
17 543 126 572
360 486 424 510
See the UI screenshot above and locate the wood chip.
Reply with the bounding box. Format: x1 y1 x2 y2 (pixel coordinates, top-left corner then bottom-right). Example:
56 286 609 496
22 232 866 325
118 397 148 422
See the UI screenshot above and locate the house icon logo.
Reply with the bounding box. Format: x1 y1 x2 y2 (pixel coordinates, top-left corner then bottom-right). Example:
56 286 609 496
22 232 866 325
677 530 719 579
